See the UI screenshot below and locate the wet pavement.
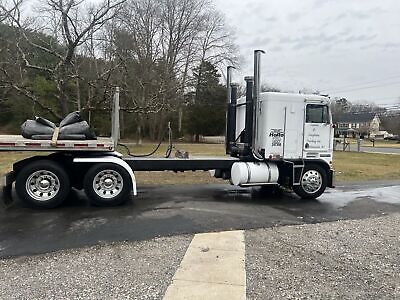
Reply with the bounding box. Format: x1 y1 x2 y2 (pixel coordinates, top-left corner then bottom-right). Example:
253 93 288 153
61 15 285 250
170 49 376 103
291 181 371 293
1 181 400 258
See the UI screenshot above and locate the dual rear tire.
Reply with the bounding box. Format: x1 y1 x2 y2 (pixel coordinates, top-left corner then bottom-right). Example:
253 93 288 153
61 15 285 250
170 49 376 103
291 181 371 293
83 163 132 207
16 160 132 208
16 160 70 208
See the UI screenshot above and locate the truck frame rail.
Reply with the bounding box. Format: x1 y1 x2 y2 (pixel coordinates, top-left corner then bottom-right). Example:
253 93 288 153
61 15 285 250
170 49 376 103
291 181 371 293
123 156 238 172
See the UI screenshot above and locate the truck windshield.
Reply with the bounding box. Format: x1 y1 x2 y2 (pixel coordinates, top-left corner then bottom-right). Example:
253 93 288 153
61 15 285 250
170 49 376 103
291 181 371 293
306 104 330 123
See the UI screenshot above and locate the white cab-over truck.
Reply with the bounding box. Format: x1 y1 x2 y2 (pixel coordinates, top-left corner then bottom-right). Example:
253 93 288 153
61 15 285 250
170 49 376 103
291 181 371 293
0 51 335 208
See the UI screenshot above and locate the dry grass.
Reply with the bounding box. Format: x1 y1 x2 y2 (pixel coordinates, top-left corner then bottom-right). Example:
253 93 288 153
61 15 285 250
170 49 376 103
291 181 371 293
1 143 400 184
117 143 226 185
134 171 224 185
117 142 225 157
0 152 44 174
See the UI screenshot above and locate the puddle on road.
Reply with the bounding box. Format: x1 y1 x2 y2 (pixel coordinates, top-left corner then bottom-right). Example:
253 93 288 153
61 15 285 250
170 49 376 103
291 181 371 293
157 184 400 211
68 217 108 233
318 186 400 208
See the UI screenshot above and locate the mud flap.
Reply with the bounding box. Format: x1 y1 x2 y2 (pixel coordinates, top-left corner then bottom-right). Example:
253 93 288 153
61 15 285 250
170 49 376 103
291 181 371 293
1 171 15 207
328 169 335 188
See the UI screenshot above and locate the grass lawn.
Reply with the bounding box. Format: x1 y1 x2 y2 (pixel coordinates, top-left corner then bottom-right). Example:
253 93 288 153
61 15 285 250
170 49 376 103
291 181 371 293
333 151 400 182
1 143 399 184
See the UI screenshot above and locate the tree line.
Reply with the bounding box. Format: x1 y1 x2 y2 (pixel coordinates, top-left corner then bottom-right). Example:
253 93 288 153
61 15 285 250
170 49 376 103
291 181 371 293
0 0 237 141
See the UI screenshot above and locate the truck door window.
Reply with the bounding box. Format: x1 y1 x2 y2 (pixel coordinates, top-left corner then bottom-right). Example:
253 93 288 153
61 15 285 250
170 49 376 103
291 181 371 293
306 104 329 123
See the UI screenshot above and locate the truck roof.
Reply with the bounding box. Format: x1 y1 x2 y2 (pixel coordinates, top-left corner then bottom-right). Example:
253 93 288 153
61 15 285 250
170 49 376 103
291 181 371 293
237 92 330 104
261 92 330 103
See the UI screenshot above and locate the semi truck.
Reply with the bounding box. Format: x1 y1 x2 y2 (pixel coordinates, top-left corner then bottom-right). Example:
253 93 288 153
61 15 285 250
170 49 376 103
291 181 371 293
0 50 335 208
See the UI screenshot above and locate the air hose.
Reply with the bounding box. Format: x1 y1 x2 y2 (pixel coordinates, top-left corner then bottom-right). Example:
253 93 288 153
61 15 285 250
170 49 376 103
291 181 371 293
118 122 173 158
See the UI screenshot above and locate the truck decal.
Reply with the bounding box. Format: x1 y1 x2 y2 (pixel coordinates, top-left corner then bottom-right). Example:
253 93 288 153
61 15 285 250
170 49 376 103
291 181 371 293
269 129 285 147
306 127 322 146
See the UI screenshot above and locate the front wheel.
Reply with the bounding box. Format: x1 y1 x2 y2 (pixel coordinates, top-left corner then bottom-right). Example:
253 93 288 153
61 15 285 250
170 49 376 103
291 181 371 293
84 163 132 206
293 164 327 199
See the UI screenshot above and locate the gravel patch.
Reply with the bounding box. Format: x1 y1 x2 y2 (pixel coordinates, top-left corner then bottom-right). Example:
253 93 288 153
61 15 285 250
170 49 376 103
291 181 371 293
0 235 192 299
246 214 400 299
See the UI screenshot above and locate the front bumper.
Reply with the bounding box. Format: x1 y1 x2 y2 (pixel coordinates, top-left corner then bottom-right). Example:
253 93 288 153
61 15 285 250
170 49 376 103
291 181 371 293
1 171 15 207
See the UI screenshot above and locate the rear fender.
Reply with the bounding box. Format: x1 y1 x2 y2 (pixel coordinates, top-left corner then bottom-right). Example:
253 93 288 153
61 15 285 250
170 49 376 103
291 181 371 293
73 156 137 196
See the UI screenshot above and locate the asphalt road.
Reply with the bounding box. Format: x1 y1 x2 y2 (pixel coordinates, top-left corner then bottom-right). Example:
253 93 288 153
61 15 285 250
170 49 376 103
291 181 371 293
360 146 400 154
1 180 400 258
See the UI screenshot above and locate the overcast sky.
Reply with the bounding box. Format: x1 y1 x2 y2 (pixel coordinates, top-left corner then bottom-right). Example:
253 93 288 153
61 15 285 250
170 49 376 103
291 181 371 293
213 0 400 106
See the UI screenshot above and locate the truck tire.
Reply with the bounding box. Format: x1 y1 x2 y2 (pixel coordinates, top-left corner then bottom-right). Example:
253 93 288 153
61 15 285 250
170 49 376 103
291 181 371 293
293 164 327 199
15 160 70 208
83 163 132 206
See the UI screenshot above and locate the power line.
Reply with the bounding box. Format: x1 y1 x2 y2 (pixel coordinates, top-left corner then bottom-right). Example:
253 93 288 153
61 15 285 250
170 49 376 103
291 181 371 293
329 80 400 94
379 103 400 107
358 100 400 106
348 98 400 105
320 74 400 92
372 96 400 102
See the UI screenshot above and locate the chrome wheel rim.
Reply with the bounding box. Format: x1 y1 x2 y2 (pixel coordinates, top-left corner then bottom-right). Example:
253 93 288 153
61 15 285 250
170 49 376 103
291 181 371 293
26 170 60 201
93 169 123 199
301 170 322 194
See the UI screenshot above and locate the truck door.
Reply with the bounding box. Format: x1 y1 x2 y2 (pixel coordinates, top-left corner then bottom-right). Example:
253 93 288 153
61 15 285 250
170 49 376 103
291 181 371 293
303 104 332 153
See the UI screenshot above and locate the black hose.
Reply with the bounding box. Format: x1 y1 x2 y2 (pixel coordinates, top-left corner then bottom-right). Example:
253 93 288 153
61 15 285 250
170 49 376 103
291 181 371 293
165 123 173 158
118 122 173 158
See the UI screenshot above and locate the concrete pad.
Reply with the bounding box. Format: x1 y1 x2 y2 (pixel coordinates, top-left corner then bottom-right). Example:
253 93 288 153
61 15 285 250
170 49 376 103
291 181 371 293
163 281 245 300
163 230 246 300
173 248 245 285
189 230 245 252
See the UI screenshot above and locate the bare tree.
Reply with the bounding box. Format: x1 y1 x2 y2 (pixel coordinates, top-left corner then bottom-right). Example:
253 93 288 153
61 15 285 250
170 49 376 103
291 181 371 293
197 11 237 68
111 0 238 140
1 0 238 139
0 0 126 118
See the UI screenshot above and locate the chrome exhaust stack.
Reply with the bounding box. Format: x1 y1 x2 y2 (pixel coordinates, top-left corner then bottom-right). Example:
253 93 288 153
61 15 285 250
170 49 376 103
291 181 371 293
225 66 235 154
253 50 265 158
244 76 254 155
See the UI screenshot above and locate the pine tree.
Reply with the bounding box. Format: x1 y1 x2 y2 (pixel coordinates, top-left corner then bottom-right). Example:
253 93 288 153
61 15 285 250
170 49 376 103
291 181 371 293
185 61 226 141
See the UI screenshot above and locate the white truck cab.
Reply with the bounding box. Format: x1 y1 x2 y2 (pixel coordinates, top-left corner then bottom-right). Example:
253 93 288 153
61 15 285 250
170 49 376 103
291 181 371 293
253 92 334 165
226 51 335 199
